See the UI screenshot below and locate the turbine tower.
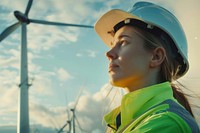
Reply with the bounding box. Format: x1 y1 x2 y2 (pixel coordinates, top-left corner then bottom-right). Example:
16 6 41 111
0 0 93 133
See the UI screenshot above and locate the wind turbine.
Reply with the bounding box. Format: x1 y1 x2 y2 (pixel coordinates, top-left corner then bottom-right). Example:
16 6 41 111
70 87 89 133
70 87 83 133
58 87 86 133
57 108 71 133
57 119 71 133
0 0 93 133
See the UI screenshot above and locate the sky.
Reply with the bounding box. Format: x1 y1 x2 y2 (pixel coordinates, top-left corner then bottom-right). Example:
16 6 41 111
0 0 200 132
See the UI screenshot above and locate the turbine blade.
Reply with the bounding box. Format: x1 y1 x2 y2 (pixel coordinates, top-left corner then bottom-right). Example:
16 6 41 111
74 87 84 110
29 19 93 28
25 0 33 16
75 116 87 133
57 122 69 133
0 22 21 42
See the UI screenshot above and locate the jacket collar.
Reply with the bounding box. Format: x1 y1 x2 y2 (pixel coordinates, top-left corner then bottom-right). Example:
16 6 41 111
104 82 176 130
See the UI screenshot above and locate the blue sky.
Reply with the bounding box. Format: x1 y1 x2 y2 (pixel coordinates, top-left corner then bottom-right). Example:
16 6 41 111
0 0 200 132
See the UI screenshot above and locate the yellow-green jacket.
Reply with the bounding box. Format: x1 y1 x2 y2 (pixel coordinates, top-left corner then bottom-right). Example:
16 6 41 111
104 82 199 133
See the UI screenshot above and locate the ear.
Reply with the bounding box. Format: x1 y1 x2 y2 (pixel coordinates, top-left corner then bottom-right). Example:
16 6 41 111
149 47 166 68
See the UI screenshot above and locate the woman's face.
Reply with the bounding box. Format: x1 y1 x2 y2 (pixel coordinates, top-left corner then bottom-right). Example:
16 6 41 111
106 26 153 89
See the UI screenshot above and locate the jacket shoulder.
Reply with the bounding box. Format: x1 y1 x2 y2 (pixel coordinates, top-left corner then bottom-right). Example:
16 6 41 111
125 100 199 133
130 111 192 133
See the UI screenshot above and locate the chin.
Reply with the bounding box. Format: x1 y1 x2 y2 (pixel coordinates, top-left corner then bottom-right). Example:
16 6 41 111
109 79 124 88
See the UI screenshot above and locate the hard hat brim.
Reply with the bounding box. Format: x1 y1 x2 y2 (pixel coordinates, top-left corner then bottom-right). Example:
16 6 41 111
95 9 142 47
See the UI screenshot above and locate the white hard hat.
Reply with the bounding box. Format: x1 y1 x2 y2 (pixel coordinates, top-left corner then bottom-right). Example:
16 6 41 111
95 1 188 77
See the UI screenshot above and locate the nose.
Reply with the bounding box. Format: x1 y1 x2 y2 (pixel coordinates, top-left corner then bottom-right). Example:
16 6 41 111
106 48 117 60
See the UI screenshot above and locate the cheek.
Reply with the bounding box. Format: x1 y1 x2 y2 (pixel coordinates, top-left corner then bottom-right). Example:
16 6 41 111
119 49 151 73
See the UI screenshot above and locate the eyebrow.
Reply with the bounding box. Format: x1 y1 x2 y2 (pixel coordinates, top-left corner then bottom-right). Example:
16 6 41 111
116 34 131 40
111 34 131 46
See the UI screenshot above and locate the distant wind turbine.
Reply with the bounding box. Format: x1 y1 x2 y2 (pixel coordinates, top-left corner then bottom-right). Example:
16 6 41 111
70 88 83 133
0 0 93 133
58 87 86 133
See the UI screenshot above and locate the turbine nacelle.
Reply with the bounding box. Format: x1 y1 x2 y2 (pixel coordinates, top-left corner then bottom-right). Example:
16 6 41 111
14 11 30 24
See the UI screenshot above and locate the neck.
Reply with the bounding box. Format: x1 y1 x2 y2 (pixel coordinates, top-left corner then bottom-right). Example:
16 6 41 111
124 73 159 92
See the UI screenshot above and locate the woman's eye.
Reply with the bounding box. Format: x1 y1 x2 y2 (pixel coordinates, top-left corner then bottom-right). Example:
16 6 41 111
120 40 128 46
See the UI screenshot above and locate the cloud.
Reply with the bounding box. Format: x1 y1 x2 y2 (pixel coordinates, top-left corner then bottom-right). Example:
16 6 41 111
66 84 123 132
0 0 124 55
0 72 19 125
0 0 96 53
0 69 19 86
0 0 27 11
26 24 80 52
17 84 123 132
86 50 97 58
0 48 20 70
76 53 83 57
29 102 67 128
76 49 98 58
0 69 58 126
30 72 55 94
0 87 18 108
56 68 73 81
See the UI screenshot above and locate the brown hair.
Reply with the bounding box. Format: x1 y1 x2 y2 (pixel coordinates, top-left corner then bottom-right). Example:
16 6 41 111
134 27 194 116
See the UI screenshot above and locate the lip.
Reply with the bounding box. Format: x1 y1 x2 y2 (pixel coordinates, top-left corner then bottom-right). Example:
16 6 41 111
108 63 119 72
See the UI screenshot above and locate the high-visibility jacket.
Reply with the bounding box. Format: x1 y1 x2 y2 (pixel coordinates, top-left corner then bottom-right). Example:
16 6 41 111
104 82 200 133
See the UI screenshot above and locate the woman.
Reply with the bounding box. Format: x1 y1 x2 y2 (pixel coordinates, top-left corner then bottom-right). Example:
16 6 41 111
95 1 199 133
